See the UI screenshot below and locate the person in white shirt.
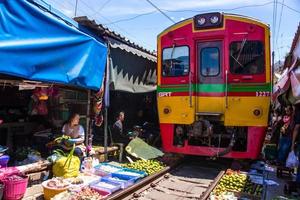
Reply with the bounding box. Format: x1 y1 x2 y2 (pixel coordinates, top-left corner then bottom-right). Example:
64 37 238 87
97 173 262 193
62 113 85 157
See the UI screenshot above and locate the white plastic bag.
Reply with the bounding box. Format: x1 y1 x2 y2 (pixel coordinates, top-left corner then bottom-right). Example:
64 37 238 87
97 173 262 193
286 151 299 168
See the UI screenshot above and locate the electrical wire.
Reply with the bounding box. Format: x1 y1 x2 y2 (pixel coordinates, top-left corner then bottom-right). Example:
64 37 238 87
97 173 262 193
276 0 285 59
145 0 176 24
274 0 278 48
163 1 274 13
90 0 113 17
162 1 300 15
103 11 156 25
272 0 277 51
105 1 300 26
77 0 155 50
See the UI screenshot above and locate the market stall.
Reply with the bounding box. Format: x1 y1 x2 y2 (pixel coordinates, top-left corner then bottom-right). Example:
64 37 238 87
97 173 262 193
0 0 108 199
39 156 169 200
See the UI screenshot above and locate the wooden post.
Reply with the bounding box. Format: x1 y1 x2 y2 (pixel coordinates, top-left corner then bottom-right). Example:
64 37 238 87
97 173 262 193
85 89 91 148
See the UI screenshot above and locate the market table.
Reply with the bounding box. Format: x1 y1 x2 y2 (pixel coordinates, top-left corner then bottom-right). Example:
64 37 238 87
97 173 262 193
92 146 120 162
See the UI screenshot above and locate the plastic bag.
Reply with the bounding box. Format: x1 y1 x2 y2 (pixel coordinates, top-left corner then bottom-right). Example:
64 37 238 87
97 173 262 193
125 137 164 160
52 155 80 178
52 145 80 178
286 151 299 168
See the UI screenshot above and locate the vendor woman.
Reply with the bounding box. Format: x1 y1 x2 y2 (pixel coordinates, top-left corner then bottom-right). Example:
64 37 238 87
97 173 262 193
61 113 85 158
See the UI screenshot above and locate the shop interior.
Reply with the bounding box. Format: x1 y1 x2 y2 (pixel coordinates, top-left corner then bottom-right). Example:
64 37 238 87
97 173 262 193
0 76 90 165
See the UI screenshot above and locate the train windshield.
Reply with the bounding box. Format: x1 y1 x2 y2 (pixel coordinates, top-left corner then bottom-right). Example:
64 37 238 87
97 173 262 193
230 41 264 75
162 46 189 76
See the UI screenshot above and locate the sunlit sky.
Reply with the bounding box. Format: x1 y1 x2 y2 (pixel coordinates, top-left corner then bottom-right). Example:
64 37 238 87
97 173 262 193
46 0 300 63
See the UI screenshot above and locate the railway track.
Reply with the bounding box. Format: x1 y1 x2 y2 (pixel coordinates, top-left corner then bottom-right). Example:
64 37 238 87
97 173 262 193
107 157 231 200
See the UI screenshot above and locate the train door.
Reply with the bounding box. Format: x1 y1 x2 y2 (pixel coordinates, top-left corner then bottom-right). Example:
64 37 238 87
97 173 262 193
196 41 224 115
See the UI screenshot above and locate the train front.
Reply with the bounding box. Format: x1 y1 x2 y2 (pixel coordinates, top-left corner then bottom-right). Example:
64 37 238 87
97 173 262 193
157 13 271 159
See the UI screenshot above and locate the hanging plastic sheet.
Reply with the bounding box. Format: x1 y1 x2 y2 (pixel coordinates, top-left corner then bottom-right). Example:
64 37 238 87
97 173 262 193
0 0 107 90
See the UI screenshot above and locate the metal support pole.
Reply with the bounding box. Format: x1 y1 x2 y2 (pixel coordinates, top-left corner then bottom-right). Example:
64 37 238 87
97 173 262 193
75 0 78 17
271 51 275 90
104 107 108 161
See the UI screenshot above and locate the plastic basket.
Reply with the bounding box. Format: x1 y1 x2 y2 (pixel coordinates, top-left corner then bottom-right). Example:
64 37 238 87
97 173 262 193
0 155 10 168
93 163 122 177
89 179 121 194
3 174 28 200
112 168 147 182
101 176 135 189
42 180 70 200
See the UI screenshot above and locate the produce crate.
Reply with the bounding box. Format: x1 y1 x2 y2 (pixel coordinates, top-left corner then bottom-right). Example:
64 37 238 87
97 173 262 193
93 163 123 177
111 168 147 182
90 179 121 194
101 176 135 189
209 170 263 199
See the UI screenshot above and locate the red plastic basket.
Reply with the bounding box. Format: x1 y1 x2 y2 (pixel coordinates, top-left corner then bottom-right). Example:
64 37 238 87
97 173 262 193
3 174 28 200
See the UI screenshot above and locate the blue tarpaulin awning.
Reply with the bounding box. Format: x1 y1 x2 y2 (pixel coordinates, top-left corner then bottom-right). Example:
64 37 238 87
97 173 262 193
0 0 107 90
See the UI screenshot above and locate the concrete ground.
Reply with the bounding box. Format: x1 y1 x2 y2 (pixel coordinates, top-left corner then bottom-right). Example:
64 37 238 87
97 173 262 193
265 167 300 200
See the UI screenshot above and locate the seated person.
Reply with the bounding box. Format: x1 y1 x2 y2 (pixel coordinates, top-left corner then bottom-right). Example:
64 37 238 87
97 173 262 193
61 113 85 158
112 111 129 144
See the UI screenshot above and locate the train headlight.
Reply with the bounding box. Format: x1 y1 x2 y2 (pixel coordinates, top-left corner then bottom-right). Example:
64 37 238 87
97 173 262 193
253 108 263 117
194 12 223 30
197 17 206 25
210 16 219 24
163 107 171 114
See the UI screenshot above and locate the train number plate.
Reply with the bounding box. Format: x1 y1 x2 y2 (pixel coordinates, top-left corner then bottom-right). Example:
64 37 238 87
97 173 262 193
256 91 270 97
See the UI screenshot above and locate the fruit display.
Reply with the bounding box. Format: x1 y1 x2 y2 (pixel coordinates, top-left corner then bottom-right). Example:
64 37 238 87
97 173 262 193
72 187 104 200
66 177 84 185
46 177 70 189
122 159 165 175
52 187 104 200
51 191 73 200
243 180 263 197
211 170 263 198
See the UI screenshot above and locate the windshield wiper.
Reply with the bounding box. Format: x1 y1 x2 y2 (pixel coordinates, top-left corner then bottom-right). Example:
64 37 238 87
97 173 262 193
230 54 244 68
231 38 247 68
236 38 247 61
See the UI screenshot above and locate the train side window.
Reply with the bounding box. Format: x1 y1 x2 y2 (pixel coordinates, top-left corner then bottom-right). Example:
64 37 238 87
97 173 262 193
162 46 189 77
200 47 220 76
230 41 264 75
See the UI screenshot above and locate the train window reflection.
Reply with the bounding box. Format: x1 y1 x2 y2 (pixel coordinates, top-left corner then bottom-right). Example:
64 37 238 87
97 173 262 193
230 41 264 75
162 46 189 77
200 47 220 76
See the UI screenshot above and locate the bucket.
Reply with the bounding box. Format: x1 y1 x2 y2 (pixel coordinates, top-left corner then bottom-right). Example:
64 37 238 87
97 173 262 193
3 174 28 200
0 156 10 168
42 180 69 200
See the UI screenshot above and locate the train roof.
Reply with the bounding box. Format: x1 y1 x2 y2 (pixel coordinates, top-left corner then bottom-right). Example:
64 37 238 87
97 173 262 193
158 12 270 38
